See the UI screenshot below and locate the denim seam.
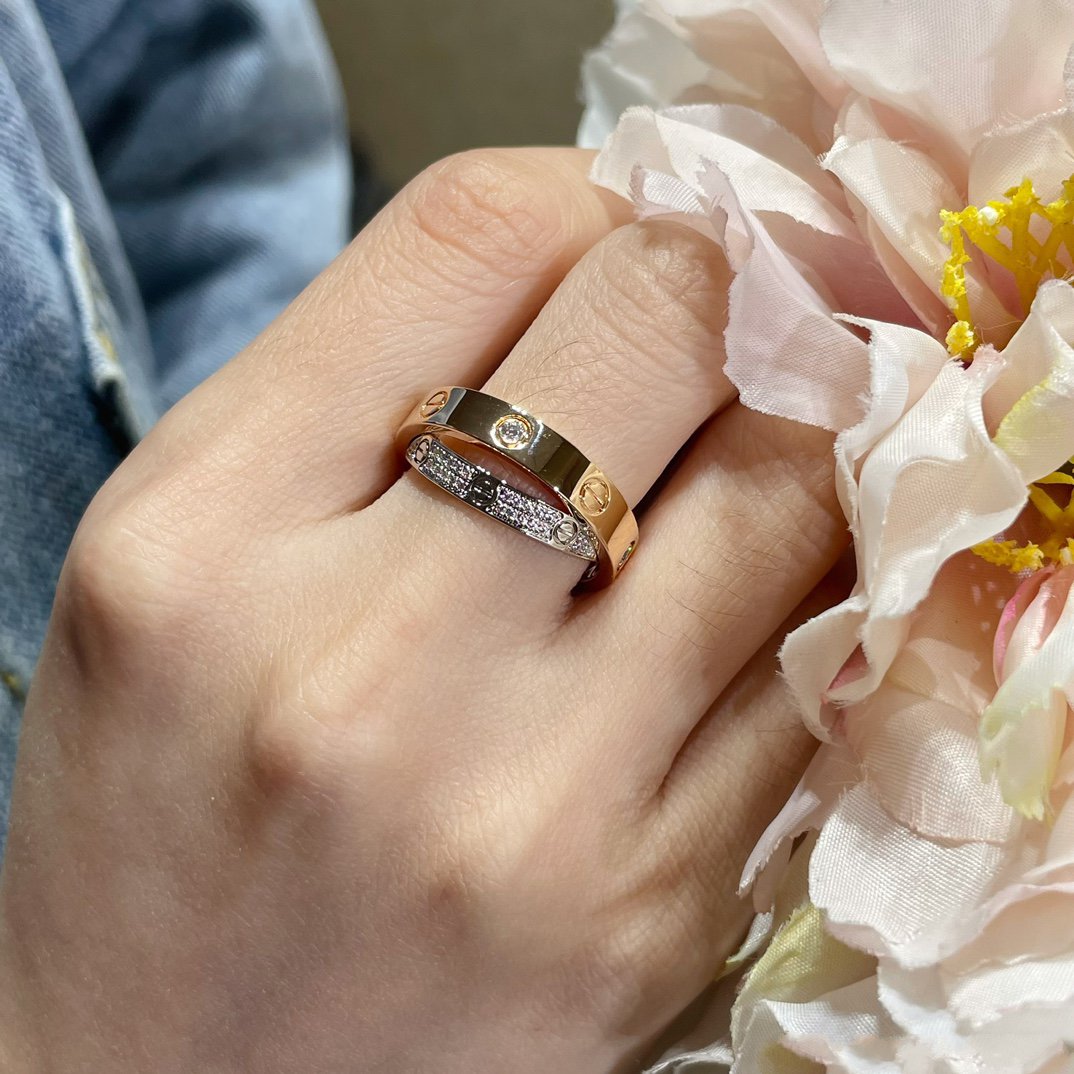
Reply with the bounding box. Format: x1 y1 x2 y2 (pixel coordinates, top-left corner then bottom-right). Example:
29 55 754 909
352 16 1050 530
0 666 26 703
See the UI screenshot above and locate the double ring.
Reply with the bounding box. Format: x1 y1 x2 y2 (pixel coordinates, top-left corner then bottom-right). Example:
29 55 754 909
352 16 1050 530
397 387 638 586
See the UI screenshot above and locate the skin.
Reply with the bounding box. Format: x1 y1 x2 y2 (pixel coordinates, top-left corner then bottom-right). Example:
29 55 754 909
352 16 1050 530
0 147 847 1073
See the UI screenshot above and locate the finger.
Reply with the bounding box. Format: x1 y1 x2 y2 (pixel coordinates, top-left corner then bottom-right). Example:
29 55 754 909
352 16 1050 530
371 218 735 609
561 405 846 784
102 148 631 521
652 561 854 934
485 220 733 506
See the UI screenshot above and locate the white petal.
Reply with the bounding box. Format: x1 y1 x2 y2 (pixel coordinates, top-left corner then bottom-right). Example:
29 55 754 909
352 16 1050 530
845 688 1019 845
810 784 1006 965
579 6 714 148
990 282 1074 485
949 954 1074 1025
783 350 1028 728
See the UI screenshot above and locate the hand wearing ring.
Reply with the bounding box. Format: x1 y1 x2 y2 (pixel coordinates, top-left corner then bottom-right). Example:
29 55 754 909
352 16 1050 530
3 148 847 1074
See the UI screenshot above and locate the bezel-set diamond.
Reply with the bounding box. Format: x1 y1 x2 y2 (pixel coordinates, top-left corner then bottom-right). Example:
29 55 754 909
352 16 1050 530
492 413 534 449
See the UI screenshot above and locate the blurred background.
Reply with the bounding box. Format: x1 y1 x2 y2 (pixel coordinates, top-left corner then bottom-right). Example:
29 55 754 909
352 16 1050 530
314 0 615 214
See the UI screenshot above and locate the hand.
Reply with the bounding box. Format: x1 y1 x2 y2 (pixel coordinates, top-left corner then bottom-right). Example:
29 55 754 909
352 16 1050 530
0 148 845 1073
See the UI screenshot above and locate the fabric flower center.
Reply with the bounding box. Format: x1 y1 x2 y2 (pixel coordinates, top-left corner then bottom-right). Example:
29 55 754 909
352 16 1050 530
973 468 1074 572
940 177 1074 573
941 176 1074 359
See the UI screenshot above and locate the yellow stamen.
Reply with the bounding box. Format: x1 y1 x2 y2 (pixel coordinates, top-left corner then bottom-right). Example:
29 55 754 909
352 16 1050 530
940 176 1074 357
971 539 1045 573
945 320 976 355
972 469 1074 572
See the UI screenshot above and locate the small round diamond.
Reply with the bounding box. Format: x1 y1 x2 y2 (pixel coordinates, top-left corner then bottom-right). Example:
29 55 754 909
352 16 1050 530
493 414 533 448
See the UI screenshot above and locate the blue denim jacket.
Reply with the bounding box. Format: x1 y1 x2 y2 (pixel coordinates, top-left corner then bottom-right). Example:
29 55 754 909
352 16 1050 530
0 0 350 848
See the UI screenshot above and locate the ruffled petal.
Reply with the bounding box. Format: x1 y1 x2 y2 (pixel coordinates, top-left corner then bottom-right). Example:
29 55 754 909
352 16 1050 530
822 137 1011 342
980 572 1074 818
844 687 1019 845
581 0 843 152
580 4 719 148
782 346 1028 730
819 0 1074 181
809 783 1009 966
590 104 917 430
989 281 1074 483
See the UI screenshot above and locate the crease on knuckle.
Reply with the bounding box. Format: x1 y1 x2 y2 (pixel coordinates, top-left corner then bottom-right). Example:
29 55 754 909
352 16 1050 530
594 221 729 343
700 417 844 573
402 150 567 277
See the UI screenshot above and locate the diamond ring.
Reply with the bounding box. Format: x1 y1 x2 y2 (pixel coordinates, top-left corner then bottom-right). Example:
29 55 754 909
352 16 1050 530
397 387 638 586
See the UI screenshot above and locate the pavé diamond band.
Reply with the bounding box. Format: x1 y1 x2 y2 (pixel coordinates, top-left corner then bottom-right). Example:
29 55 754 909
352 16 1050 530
397 387 638 586
404 434 598 564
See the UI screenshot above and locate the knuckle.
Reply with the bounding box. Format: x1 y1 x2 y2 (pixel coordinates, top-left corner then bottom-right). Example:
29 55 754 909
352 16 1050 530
402 149 567 271
594 219 730 331
245 690 351 802
405 808 503 914
564 881 701 1030
59 494 206 647
257 636 402 780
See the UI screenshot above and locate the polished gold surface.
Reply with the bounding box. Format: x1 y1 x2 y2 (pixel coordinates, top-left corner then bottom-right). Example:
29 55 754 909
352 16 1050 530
398 386 639 586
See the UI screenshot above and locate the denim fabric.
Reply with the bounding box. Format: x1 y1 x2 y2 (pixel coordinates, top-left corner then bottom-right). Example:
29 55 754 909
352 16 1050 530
0 0 350 850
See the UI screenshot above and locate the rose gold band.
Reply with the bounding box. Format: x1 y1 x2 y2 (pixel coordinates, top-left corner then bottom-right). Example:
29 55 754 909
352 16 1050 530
397 387 638 586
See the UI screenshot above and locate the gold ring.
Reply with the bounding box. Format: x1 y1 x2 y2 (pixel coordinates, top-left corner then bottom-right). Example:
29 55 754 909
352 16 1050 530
398 387 638 586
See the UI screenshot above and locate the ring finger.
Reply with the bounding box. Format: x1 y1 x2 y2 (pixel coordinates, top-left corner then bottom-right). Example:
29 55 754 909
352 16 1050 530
370 219 735 612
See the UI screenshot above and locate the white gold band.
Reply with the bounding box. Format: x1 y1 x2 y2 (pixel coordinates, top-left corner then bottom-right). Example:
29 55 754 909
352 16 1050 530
404 434 599 567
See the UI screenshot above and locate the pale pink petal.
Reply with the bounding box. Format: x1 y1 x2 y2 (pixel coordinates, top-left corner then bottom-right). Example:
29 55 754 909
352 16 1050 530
721 227 870 430
994 571 1054 686
633 0 842 151
969 109 1074 211
810 784 1008 966
998 569 1074 684
590 103 911 430
775 322 950 729
822 136 1011 342
844 688 1019 845
989 282 1074 483
579 5 715 148
783 351 1028 729
819 0 1074 179
884 554 1013 718
980 575 1074 818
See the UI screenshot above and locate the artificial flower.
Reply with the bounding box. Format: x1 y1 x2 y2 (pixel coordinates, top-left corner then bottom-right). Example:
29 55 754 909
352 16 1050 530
581 0 1074 1069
